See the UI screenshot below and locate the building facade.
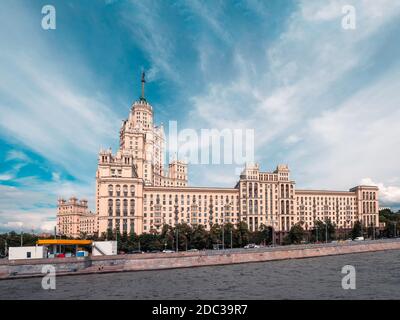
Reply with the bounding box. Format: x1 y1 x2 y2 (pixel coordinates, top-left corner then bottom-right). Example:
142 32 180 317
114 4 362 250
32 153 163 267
59 73 380 238
57 197 98 238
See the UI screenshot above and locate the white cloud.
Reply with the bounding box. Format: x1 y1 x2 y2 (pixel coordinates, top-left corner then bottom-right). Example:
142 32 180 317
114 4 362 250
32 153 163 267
290 67 400 190
0 3 120 182
0 209 55 233
284 135 302 145
0 174 14 181
5 150 30 163
0 177 95 233
0 3 122 232
183 0 400 199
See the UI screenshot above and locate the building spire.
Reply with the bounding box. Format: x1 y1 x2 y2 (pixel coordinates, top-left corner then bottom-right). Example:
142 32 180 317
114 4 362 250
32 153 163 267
140 71 146 101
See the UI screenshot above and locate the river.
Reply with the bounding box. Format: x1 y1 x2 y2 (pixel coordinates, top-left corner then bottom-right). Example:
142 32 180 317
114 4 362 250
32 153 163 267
1 250 399 299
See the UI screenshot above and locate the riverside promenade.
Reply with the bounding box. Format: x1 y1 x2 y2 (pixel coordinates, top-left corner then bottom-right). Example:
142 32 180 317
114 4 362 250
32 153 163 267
1 239 400 280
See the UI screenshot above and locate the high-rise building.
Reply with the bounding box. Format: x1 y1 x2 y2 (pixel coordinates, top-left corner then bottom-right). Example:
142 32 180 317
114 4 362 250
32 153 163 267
57 197 97 238
59 73 380 238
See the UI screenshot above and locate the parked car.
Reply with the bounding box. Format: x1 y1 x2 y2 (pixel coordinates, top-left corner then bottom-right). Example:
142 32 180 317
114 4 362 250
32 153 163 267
162 249 175 253
354 236 365 241
244 244 260 249
128 250 144 254
188 249 199 252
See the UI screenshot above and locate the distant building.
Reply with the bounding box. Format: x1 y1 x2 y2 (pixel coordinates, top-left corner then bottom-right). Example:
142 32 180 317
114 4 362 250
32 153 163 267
37 232 53 238
57 197 97 238
58 73 380 238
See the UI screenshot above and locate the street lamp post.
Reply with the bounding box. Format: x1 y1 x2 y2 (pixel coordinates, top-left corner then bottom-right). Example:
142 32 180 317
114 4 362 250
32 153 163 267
325 220 328 244
174 195 179 252
176 228 179 252
313 201 318 243
271 216 275 247
223 202 230 250
323 205 329 244
230 229 233 249
208 197 214 248
222 224 224 250
372 221 375 240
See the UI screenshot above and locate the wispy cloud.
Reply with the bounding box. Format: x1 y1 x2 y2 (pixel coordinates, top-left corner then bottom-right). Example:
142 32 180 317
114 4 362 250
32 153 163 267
183 0 400 207
5 150 30 162
0 3 121 181
1 0 400 233
0 2 121 230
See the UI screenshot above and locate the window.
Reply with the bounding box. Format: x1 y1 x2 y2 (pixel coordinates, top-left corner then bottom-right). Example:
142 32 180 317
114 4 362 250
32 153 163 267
27 252 31 258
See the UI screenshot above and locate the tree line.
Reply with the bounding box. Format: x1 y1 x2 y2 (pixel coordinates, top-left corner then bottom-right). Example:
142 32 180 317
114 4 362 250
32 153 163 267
1 209 398 255
99 222 273 252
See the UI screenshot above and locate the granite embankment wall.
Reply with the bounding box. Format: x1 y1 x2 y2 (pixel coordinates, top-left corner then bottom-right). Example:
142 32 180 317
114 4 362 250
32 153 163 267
1 240 400 279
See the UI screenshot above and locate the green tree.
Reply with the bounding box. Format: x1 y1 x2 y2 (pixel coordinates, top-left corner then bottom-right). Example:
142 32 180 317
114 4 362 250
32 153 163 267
350 221 362 239
160 224 174 250
251 224 272 245
106 228 114 241
379 209 400 238
311 220 335 242
236 221 250 247
222 223 235 248
127 230 139 252
209 224 221 249
191 225 208 249
284 223 305 245
174 223 192 251
138 233 162 251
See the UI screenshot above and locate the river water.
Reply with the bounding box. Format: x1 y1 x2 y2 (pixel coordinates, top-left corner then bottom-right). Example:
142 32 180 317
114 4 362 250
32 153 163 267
1 250 399 299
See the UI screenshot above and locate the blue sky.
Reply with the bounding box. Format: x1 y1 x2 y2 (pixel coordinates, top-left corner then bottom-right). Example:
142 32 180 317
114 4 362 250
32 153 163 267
1 0 400 232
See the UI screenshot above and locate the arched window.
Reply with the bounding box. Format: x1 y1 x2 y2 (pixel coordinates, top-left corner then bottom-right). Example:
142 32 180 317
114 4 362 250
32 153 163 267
123 199 128 216
116 199 121 216
108 185 113 196
108 199 113 216
249 183 253 197
130 199 135 215
123 185 128 196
